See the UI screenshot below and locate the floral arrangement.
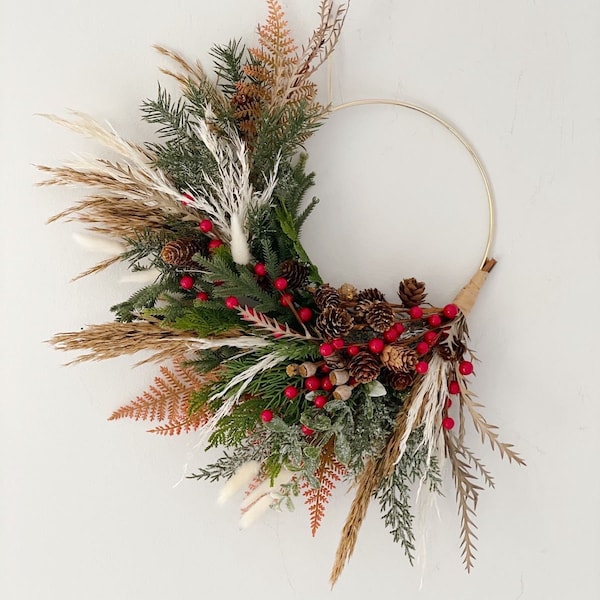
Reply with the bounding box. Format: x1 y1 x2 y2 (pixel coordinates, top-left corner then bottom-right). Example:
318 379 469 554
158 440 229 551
42 0 524 585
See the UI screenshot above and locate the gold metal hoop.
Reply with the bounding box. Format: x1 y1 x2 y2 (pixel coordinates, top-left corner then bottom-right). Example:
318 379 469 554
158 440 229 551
327 99 495 271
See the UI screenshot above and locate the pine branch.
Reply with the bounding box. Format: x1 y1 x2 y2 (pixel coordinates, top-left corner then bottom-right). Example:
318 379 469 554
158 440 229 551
301 439 345 536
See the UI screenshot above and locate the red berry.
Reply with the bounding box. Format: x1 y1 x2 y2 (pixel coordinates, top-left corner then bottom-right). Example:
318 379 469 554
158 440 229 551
300 424 314 436
179 275 194 290
214 280 224 287
394 322 405 334
428 314 442 327
409 306 423 319
459 360 474 375
274 277 288 291
279 293 294 307
416 341 429 355
448 380 461 395
368 338 385 354
384 327 399 343
445 397 453 408
348 377 357 386
298 307 313 322
442 417 455 430
199 219 213 233
319 365 331 374
415 361 429 374
424 331 438 345
319 343 334 357
208 239 223 252
314 395 327 409
195 291 209 301
304 376 321 391
443 303 459 319
321 377 334 392
260 409 274 423
254 263 267 277
284 386 298 400
225 296 239 309
181 192 194 205
346 345 360 357
332 338 345 350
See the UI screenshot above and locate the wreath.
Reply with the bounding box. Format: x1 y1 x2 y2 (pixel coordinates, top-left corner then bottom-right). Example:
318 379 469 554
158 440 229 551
42 0 524 585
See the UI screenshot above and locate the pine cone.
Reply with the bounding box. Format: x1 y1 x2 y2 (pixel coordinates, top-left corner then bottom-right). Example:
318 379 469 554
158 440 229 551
314 284 341 309
348 351 381 384
278 259 309 289
398 278 427 307
160 239 200 267
315 307 354 339
357 288 386 302
381 344 418 372
382 368 415 391
364 301 395 333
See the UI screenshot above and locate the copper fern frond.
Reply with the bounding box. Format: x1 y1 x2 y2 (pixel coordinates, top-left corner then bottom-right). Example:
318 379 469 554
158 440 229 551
302 439 346 536
109 361 211 435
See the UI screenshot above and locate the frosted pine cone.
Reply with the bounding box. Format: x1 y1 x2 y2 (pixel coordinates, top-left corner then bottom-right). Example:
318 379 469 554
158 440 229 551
364 301 395 332
278 260 309 289
357 288 386 302
382 368 415 391
314 284 341 309
348 351 381 384
315 307 354 338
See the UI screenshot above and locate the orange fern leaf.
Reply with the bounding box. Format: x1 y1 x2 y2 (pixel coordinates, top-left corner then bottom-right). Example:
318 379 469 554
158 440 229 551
108 360 211 435
302 439 346 536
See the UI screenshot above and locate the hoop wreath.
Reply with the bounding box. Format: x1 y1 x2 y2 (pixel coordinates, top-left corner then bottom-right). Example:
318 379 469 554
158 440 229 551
41 1 524 586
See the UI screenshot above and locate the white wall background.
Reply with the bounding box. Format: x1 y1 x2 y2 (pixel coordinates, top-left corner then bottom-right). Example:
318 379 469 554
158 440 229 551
2 1 599 598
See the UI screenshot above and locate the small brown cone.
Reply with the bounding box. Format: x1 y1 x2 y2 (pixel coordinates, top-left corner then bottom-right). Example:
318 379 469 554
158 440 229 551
315 307 354 339
381 368 415 391
357 288 386 302
380 344 418 372
279 260 309 289
363 301 394 333
348 351 381 384
398 278 427 307
160 239 200 267
314 284 341 309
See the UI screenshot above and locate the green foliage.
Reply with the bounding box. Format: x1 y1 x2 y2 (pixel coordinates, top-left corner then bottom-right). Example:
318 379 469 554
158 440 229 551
188 441 266 483
209 39 246 98
209 396 266 447
376 426 442 563
170 301 243 336
194 249 281 313
111 279 180 322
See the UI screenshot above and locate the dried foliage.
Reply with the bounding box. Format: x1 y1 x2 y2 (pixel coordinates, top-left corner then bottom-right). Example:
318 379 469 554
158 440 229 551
49 321 198 365
302 439 346 536
109 361 212 435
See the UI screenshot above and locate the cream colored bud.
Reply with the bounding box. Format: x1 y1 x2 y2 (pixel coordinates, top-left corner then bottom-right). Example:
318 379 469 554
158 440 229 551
329 369 350 386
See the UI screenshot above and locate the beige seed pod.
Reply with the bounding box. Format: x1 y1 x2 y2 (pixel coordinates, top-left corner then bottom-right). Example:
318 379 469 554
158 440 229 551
286 364 299 377
329 369 350 386
298 362 318 377
333 385 353 401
